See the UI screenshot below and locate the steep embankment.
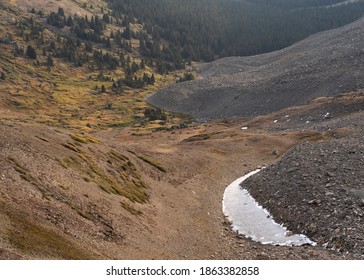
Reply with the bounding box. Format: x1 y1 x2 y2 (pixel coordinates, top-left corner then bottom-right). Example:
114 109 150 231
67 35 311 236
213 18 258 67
148 17 364 121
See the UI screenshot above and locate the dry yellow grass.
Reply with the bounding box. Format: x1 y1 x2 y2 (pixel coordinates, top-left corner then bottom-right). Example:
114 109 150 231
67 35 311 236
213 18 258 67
0 0 189 133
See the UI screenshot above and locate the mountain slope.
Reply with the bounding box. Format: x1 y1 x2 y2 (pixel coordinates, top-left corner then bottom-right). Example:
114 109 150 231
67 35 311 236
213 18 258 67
1 0 364 261
148 17 364 121
109 0 364 60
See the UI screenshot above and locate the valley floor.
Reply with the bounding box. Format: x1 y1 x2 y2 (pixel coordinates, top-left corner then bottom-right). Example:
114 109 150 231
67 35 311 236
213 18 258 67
2 91 362 260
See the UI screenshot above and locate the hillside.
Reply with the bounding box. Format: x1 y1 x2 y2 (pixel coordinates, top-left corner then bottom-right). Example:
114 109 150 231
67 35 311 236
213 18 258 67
148 17 364 121
1 0 364 261
0 0 192 135
2 107 358 260
109 0 364 60
241 95 364 256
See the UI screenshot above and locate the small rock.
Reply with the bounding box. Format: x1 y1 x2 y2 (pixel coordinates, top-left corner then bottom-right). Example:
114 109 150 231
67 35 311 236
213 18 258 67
256 252 270 260
359 199 364 207
308 199 321 205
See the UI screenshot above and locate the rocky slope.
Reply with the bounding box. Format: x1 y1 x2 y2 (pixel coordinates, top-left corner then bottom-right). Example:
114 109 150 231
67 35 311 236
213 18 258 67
148 17 364 121
242 125 364 257
238 92 364 257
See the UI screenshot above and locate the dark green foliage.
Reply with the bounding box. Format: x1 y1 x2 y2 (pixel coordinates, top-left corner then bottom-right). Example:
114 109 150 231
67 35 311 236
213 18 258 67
16 2 364 84
177 72 194 83
110 0 364 61
84 41 93 52
144 107 167 121
47 54 54 67
93 50 119 70
122 24 131 39
101 84 106 93
122 74 145 88
46 12 64 28
26 45 37 59
143 73 155 85
58 7 65 17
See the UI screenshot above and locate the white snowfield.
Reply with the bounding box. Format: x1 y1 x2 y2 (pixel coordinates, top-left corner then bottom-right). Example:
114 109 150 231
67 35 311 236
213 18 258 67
222 169 316 246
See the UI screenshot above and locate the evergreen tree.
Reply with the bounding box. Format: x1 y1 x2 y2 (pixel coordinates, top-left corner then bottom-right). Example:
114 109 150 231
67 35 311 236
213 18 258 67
47 54 54 67
122 24 131 39
58 7 65 17
101 84 106 93
26 45 37 59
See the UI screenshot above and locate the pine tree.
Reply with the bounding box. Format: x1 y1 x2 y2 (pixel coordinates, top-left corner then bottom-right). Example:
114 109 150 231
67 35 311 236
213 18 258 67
47 54 54 67
66 16 74 27
26 45 37 59
123 25 131 39
58 7 65 17
101 84 106 93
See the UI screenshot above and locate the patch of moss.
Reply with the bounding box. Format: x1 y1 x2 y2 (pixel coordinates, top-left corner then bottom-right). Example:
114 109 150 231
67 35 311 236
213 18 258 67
182 131 222 142
137 154 166 172
8 156 45 195
98 184 111 194
59 148 149 203
61 142 82 153
121 201 142 216
5 209 98 259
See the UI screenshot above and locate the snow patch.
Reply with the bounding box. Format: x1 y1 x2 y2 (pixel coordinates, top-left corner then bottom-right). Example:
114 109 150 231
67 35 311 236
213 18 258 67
222 169 316 246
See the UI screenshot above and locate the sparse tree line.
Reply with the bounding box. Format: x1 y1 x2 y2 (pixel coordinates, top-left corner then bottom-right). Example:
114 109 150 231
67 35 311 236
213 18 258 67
12 7 173 93
43 7 184 72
